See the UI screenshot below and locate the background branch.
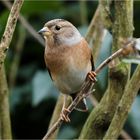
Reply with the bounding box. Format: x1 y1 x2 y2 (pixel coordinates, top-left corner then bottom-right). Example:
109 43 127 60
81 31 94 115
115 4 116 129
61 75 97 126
104 59 140 139
79 0 133 139
0 0 24 68
0 0 24 139
0 64 12 139
89 94 133 140
99 0 113 31
2 0 44 47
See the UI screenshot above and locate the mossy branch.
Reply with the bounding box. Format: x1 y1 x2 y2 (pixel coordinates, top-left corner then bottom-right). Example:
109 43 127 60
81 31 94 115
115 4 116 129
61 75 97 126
103 64 140 139
2 0 44 46
79 0 133 139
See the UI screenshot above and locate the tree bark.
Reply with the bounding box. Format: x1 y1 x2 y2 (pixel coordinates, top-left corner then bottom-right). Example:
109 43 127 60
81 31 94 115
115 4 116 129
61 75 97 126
79 0 133 139
104 65 140 139
0 0 24 139
0 64 12 139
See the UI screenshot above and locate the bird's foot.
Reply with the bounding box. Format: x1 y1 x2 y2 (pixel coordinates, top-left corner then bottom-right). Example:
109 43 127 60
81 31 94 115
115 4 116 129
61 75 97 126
60 108 71 122
87 71 97 82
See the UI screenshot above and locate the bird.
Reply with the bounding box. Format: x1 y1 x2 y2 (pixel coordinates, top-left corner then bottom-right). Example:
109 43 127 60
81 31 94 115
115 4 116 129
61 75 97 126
38 19 96 122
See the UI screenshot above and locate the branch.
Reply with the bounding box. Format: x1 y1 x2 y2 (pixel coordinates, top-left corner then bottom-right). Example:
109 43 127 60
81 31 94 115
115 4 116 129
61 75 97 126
0 0 24 69
0 0 24 139
42 38 137 140
81 0 133 139
0 64 12 139
89 95 133 140
47 95 71 139
103 64 140 139
99 0 113 30
2 0 44 47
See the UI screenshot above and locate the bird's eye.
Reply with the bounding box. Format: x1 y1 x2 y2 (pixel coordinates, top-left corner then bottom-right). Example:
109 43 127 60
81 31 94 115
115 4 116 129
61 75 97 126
55 25 61 31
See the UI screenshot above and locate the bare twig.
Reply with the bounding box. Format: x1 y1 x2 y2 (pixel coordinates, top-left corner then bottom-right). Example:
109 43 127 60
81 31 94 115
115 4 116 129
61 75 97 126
42 38 136 140
2 0 44 46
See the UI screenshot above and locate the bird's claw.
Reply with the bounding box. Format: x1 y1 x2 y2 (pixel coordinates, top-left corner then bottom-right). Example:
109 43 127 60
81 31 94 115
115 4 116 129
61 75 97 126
87 71 97 82
60 108 71 122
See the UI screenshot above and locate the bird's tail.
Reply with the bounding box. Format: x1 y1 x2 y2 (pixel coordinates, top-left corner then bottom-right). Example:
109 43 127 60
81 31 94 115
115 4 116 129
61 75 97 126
75 98 88 112
71 94 88 112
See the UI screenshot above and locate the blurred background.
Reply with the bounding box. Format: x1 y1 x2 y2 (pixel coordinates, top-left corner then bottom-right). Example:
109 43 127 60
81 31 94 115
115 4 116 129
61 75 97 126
0 0 140 139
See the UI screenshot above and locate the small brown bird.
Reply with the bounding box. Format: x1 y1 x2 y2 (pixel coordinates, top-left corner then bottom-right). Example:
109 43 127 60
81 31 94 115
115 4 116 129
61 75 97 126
38 19 96 122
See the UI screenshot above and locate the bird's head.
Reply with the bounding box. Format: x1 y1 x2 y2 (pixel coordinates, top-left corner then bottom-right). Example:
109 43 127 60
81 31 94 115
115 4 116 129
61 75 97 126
38 19 82 47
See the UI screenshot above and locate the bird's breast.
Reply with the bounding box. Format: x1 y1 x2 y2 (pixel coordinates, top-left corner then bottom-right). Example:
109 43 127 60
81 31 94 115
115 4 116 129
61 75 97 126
44 38 92 94
53 61 91 94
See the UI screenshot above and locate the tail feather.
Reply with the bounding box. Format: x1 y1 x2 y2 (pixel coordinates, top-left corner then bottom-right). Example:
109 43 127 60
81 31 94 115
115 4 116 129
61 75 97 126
71 94 88 112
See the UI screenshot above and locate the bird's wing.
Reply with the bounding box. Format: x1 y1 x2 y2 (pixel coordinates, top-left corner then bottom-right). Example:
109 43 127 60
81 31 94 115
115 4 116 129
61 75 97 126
91 54 95 71
46 67 53 80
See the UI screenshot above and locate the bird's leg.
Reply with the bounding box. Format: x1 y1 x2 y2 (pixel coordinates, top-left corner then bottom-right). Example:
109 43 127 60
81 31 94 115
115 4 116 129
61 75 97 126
87 71 97 82
60 95 71 122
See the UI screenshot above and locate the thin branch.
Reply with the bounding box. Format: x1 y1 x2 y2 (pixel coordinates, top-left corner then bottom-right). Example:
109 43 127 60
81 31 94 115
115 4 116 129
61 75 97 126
0 0 24 139
42 38 136 140
0 0 24 69
2 0 44 47
47 95 71 140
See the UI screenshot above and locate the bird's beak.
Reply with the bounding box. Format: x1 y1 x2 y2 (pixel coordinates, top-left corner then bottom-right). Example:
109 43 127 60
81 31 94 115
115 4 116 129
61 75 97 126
38 27 52 36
